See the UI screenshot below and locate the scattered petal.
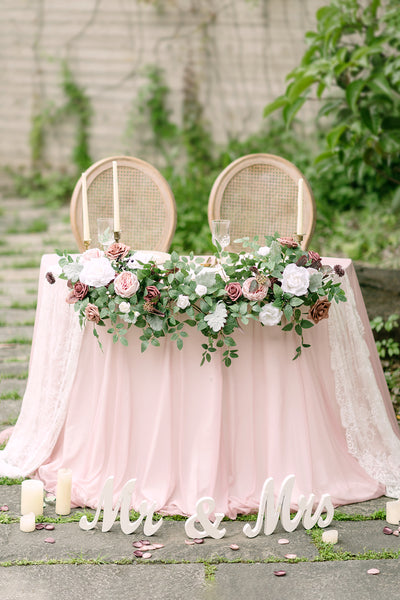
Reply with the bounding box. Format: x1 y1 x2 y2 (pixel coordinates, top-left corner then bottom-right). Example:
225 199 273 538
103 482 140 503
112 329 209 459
141 552 152 559
284 554 297 560
44 524 55 530
153 543 164 549
0 505 9 511
367 568 380 575
132 541 143 548
273 570 286 577
140 540 150 545
44 537 55 544
383 526 393 535
194 538 204 544
230 544 240 551
185 539 195 545
133 550 143 558
35 524 45 530
278 539 290 545
393 530 399 537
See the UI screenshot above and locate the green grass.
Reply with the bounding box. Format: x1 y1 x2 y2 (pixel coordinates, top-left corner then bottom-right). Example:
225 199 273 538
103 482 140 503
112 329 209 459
0 391 21 400
0 372 28 381
6 218 48 234
9 260 40 269
10 301 37 310
3 337 32 345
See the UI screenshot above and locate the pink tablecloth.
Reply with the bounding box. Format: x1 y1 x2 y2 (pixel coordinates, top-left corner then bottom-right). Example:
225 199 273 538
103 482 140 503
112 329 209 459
2 255 400 518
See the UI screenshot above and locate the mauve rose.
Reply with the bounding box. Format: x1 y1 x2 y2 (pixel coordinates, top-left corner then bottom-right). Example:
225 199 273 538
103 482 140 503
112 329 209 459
225 282 242 301
308 250 321 263
144 286 160 301
79 248 104 262
85 303 100 323
334 264 345 277
308 297 331 324
106 242 131 260
242 277 268 301
73 281 88 300
277 237 298 248
45 272 56 284
114 271 140 298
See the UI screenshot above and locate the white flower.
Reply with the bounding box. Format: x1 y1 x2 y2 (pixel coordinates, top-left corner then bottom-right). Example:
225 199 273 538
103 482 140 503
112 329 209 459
62 261 83 283
176 294 190 310
79 257 115 288
204 302 228 332
281 263 310 296
125 251 154 270
118 301 131 314
259 303 282 326
257 246 270 257
195 284 207 296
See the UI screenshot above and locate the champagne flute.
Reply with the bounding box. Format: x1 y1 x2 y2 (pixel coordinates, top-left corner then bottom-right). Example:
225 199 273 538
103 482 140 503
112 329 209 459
97 218 114 250
212 220 230 254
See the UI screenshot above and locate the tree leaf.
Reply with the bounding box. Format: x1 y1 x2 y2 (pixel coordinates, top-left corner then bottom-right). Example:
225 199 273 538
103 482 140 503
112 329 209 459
283 97 307 127
345 79 365 112
263 96 289 118
288 75 316 102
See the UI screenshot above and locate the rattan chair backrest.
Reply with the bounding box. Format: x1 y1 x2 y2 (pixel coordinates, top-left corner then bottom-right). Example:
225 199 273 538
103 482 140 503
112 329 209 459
208 154 316 251
70 156 177 252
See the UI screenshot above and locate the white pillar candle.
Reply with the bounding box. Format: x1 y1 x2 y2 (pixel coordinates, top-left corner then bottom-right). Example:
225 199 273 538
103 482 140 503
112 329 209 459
21 480 44 516
20 512 36 533
82 171 90 242
112 161 120 233
296 178 304 235
386 499 400 525
322 529 338 544
55 468 72 515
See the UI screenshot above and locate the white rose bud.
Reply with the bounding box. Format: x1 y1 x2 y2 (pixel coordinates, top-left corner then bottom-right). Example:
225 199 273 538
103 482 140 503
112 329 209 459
281 263 310 296
259 303 282 326
176 294 190 310
195 284 207 297
119 301 131 314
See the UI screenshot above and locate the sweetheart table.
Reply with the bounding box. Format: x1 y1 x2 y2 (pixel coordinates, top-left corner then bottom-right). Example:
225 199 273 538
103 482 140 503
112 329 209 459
1 254 400 518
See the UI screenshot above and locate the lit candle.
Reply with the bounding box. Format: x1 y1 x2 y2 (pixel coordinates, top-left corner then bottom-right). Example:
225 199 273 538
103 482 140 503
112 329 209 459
386 499 400 525
297 178 304 235
112 161 120 233
21 480 44 516
20 512 36 533
55 468 72 516
322 529 338 544
82 171 90 242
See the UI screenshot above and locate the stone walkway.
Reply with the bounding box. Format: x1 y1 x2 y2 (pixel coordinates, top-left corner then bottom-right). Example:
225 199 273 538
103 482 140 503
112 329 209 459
1 190 400 599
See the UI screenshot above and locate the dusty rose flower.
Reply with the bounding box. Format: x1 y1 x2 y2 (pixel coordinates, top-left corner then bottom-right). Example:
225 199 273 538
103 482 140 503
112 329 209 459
45 272 56 284
242 277 269 301
85 303 100 323
308 250 321 263
73 281 88 300
225 282 242 301
309 297 331 324
144 286 160 302
105 242 131 260
334 264 345 277
296 255 308 267
114 271 139 298
79 248 104 262
65 290 78 304
277 237 298 248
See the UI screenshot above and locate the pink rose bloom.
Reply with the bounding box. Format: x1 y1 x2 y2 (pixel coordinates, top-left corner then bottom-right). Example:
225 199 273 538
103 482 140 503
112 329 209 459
79 248 104 263
85 303 100 323
106 242 131 261
277 237 299 248
225 282 242 301
114 271 140 298
242 277 269 301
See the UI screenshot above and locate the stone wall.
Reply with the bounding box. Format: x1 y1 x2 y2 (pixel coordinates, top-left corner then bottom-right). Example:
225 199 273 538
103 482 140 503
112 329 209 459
0 0 327 171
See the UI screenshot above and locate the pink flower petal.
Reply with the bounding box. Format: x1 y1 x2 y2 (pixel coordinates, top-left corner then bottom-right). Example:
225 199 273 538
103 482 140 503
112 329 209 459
153 543 164 549
367 568 380 575
140 539 150 545
273 570 286 577
0 505 9 511
194 538 204 544
185 539 195 545
393 530 399 537
133 550 143 558
230 544 240 551
132 541 143 548
44 524 55 530
44 537 55 544
284 553 297 559
278 538 290 545
383 526 393 535
141 552 152 559
35 524 45 530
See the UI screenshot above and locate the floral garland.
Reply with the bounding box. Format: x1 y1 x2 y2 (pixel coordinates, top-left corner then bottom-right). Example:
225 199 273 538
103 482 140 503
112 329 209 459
50 236 347 366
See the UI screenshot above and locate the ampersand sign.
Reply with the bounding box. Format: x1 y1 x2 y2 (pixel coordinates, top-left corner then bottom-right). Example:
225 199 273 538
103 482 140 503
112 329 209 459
184 497 226 539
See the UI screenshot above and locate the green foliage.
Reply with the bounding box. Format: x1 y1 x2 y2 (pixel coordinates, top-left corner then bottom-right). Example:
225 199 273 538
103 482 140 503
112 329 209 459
371 314 400 358
264 0 400 192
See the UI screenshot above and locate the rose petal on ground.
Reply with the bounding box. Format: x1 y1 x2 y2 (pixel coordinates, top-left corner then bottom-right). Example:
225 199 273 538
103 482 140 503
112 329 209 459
284 553 297 559
133 550 143 558
153 543 164 549
367 568 380 575
194 538 204 544
273 570 286 577
142 544 157 551
0 505 9 511
140 540 150 545
278 538 290 545
35 524 45 530
44 524 55 530
383 526 393 535
44 537 55 544
132 541 143 548
230 544 240 551
141 552 152 559
393 530 399 537
185 540 195 545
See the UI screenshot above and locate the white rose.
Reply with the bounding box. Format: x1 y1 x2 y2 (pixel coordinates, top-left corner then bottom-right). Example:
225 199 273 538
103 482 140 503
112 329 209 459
119 301 131 314
259 303 283 326
62 261 83 283
176 294 190 309
281 263 310 296
79 257 115 288
195 284 207 296
257 246 270 257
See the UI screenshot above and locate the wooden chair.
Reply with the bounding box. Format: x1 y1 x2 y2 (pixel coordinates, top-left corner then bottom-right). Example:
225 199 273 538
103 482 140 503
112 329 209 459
70 156 177 252
208 153 316 251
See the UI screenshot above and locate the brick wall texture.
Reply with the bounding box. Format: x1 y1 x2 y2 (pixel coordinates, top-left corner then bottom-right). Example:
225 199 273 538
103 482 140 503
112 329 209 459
1 0 327 170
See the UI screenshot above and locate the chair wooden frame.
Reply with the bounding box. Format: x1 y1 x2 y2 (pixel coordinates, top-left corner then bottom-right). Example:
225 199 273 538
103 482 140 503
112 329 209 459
70 155 177 252
208 153 316 251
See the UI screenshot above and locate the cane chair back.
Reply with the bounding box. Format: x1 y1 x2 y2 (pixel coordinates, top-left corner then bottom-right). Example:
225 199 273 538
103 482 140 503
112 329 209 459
70 156 177 252
208 154 316 251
